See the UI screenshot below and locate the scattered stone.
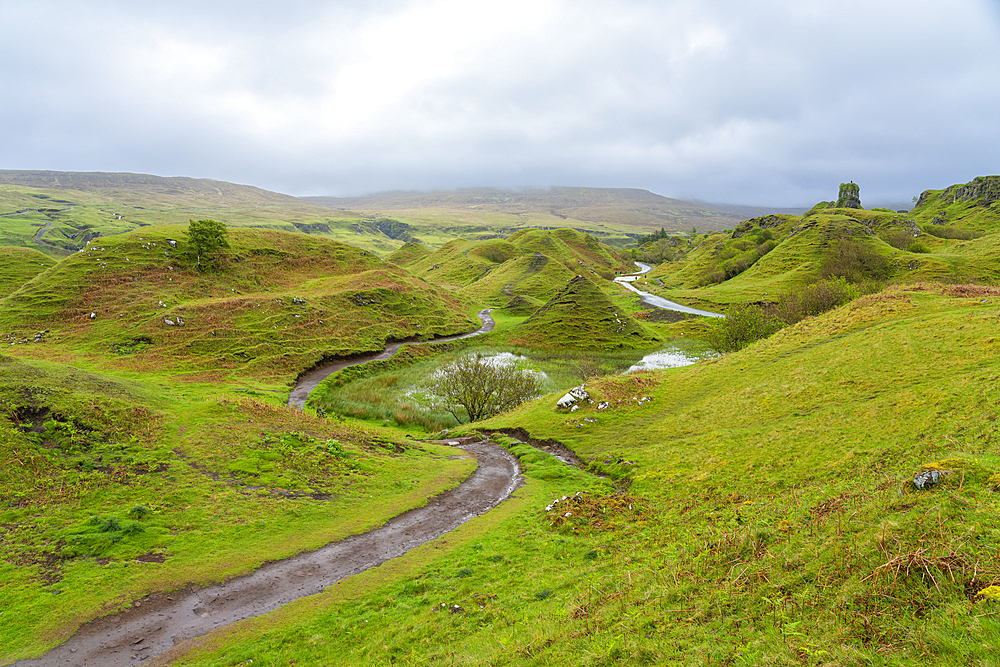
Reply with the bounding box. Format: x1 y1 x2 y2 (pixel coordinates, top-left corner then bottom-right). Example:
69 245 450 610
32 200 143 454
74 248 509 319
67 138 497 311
292 297 307 305
90 312 96 319
913 469 947 489
597 401 610 410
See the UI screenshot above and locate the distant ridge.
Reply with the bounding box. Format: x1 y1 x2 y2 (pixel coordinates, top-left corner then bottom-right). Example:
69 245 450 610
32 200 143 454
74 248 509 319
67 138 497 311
304 186 788 234
0 170 301 206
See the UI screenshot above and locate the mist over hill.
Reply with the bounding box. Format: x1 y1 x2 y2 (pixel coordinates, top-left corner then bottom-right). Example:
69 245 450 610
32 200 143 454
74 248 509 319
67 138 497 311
304 187 801 235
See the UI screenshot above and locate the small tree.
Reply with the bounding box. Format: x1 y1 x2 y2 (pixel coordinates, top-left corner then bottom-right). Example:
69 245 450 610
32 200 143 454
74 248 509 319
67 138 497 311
431 354 541 423
185 219 229 270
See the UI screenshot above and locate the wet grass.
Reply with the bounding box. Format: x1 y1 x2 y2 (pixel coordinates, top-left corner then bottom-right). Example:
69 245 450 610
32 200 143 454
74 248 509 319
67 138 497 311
154 284 1000 665
0 355 475 662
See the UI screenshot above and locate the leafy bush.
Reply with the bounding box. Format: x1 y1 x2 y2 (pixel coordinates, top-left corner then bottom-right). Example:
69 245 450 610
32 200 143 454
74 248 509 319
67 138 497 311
430 354 541 423
820 238 892 283
706 305 783 353
774 278 858 325
878 228 916 250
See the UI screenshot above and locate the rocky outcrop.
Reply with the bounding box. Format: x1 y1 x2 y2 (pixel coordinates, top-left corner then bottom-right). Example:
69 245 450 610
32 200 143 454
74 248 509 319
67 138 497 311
946 175 1000 206
836 182 862 209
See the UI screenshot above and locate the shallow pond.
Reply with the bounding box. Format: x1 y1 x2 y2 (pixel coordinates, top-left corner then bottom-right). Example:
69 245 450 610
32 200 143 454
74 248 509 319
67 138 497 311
626 347 714 372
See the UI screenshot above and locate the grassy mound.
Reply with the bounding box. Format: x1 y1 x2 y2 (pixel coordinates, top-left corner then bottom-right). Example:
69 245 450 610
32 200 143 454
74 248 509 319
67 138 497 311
0 246 57 298
0 225 477 382
385 240 431 266
910 175 1000 232
499 294 544 316
509 275 661 349
404 229 629 306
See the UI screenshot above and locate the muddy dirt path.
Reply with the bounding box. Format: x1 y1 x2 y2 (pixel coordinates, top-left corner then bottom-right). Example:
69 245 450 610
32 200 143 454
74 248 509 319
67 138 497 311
286 308 495 409
11 440 521 667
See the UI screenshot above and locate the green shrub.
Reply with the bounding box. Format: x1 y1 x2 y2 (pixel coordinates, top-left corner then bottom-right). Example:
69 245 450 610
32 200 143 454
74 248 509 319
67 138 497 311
922 225 982 240
878 228 916 250
707 305 783 353
774 278 858 325
820 238 892 283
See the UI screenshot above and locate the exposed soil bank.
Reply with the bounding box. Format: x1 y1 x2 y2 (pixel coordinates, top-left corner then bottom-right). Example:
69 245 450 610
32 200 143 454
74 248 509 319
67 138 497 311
10 439 520 667
286 309 495 409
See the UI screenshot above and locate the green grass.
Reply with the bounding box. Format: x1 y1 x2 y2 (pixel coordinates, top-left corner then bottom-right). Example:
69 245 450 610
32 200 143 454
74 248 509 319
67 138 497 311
0 225 479 384
506 275 662 350
0 355 476 663
142 283 1000 666
643 202 1000 309
0 246 57 298
0 178 397 256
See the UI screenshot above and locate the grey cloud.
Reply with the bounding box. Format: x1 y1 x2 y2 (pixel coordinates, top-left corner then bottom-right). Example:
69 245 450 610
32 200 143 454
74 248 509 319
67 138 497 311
1 0 998 206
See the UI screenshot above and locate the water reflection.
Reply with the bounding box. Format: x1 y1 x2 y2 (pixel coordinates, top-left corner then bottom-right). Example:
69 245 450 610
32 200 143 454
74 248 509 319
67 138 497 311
626 347 711 372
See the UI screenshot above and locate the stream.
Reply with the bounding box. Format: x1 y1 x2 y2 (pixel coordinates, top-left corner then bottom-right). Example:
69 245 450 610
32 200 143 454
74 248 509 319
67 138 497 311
286 309 495 410
614 262 725 318
10 439 521 667
11 272 713 665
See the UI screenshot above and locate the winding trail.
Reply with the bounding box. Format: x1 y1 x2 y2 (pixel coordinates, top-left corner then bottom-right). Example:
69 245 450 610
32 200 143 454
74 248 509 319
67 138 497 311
11 440 521 667
10 309 510 667
287 308 495 409
614 262 725 318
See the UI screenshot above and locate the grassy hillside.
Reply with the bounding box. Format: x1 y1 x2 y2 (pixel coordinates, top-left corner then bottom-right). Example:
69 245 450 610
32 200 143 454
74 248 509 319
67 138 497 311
0 246 57 298
640 185 1000 309
0 355 475 663
385 240 432 266
142 283 1000 666
507 275 661 350
909 175 1000 231
403 228 630 308
0 225 478 384
0 172 398 255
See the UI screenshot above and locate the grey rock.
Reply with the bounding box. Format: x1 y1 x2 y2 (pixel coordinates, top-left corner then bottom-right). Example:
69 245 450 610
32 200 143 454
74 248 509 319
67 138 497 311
913 469 947 489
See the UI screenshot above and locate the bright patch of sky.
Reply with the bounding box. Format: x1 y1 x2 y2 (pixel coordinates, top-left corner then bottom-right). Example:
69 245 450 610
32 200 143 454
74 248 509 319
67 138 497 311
1 0 998 206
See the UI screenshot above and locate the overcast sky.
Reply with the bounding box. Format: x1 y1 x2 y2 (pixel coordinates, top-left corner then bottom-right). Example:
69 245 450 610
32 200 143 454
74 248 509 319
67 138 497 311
2 0 998 206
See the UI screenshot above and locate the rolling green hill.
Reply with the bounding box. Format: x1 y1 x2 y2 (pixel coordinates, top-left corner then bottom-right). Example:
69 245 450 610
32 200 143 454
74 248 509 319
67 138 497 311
402 228 630 307
507 275 661 349
0 171 398 255
0 225 478 384
639 177 1000 308
0 246 57 298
